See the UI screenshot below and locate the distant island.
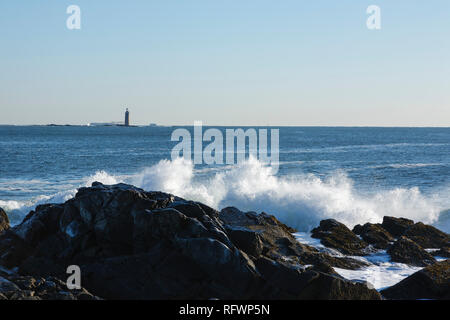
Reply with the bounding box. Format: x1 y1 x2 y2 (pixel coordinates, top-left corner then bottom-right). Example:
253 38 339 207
87 108 134 127
44 109 161 127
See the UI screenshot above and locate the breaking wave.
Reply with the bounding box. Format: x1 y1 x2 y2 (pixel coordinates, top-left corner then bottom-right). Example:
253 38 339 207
1 158 448 232
132 158 447 232
0 171 119 225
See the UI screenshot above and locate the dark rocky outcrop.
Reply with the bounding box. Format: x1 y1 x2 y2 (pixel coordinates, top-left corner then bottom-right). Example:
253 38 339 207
353 223 394 249
253 256 380 300
0 183 380 300
387 236 436 267
434 247 450 258
294 272 381 300
0 208 9 234
403 222 449 249
0 270 99 300
381 216 414 237
311 219 369 256
220 207 369 270
381 260 450 300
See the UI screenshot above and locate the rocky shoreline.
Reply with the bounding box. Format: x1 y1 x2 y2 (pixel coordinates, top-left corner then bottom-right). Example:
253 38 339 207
0 182 448 300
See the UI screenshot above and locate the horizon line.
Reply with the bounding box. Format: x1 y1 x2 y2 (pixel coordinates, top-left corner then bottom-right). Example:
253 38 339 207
0 123 449 129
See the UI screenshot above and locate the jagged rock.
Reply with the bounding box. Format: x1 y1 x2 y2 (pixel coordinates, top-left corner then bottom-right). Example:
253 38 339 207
0 276 21 297
0 208 9 234
253 256 381 300
226 226 264 258
6 184 263 299
387 236 436 267
220 207 369 270
434 247 450 258
220 207 307 259
403 222 449 249
356 219 449 251
353 223 394 249
311 219 369 256
254 256 319 299
381 216 414 237
0 183 378 300
295 272 381 300
0 273 98 300
381 260 450 300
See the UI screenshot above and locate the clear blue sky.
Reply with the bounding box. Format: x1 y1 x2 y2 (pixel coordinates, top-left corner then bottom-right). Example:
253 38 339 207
0 1 449 126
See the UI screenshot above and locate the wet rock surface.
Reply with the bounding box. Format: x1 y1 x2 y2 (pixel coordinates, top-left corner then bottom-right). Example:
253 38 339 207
387 236 436 267
381 216 414 238
0 183 380 300
311 219 369 255
0 208 9 234
220 207 369 271
434 247 450 258
352 216 449 268
381 260 450 300
0 269 99 300
353 223 394 249
0 183 448 300
403 222 449 249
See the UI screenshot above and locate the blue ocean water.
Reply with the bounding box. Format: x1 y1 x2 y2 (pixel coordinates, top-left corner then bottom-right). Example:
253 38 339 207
0 125 449 231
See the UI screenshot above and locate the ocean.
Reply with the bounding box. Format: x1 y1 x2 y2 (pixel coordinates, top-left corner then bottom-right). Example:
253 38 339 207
1 125 449 234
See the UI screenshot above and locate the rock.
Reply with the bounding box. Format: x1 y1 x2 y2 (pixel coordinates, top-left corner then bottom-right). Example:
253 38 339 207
226 226 264 258
254 256 381 300
0 234 33 269
220 207 306 259
220 207 369 270
434 247 450 258
381 260 450 300
387 236 436 267
254 256 320 299
0 276 21 297
0 208 9 234
403 222 449 249
0 182 377 300
79 250 259 300
0 184 263 299
296 271 381 300
381 216 414 237
14 217 48 244
0 274 98 300
311 219 369 256
353 223 394 249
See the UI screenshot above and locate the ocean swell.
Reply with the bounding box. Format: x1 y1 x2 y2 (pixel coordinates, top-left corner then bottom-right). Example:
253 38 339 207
1 158 448 232
133 158 446 232
0 170 119 225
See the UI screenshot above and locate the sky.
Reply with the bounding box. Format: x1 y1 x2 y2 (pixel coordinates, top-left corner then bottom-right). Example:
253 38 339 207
0 1 449 126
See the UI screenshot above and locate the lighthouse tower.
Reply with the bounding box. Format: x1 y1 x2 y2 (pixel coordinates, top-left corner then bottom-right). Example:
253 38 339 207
124 108 130 126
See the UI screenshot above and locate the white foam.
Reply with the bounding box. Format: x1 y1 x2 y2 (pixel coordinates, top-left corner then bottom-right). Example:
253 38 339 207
85 170 120 186
131 158 446 232
293 232 344 257
292 233 424 291
334 262 422 291
434 209 450 233
0 200 23 212
2 158 448 233
1 170 123 226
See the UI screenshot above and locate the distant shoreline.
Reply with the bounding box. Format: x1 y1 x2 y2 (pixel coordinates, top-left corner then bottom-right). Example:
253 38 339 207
0 124 449 128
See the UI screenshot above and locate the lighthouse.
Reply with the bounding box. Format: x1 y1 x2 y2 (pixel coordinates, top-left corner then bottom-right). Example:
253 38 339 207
124 108 130 126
